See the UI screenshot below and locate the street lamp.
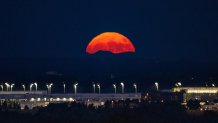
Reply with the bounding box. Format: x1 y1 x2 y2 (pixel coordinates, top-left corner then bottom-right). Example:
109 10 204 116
113 84 116 94
22 84 25 92
120 82 124 94
175 82 182 87
133 83 137 94
212 83 215 87
10 84 15 92
46 84 49 93
155 82 159 91
97 83 100 94
46 83 53 94
92 82 96 94
0 84 3 91
34 82 37 91
178 82 182 87
63 82 66 94
50 83 53 93
5 83 10 91
74 82 78 94
30 83 34 92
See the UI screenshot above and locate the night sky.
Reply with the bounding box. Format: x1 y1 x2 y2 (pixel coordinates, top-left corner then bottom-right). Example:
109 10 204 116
0 0 218 92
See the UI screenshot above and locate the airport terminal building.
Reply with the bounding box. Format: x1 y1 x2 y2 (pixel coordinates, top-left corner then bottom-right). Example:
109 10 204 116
0 86 218 109
150 87 218 104
172 87 218 102
0 91 141 109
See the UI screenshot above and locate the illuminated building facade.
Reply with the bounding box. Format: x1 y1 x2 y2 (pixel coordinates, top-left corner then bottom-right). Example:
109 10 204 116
148 87 218 105
0 91 141 109
172 87 218 103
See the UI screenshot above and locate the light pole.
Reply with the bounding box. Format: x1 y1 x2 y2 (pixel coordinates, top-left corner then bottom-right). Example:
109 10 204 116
97 83 100 94
175 82 182 87
22 84 25 92
93 82 95 94
0 84 3 91
74 82 78 94
46 83 53 94
133 83 137 94
113 84 116 94
30 83 34 92
50 83 53 93
155 82 159 91
46 84 49 94
178 82 182 87
10 84 15 92
34 82 37 91
120 82 124 94
63 82 66 94
5 83 10 91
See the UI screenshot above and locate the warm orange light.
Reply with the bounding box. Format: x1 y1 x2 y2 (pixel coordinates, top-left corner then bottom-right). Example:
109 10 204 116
86 32 135 54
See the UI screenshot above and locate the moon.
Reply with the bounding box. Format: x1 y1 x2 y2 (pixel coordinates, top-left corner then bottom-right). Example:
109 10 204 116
86 32 135 54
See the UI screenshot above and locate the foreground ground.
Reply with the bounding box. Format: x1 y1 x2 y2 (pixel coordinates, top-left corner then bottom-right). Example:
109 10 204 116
0 101 218 123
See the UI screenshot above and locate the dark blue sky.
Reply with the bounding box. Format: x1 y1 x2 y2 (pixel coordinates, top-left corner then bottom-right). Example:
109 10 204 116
0 0 218 90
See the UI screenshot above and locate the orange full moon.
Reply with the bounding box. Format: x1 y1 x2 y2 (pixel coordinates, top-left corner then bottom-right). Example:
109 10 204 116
86 32 135 54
